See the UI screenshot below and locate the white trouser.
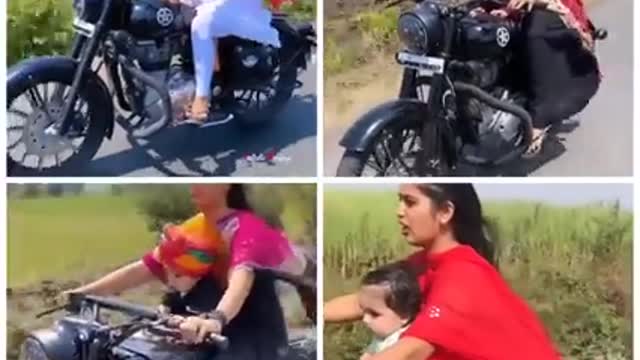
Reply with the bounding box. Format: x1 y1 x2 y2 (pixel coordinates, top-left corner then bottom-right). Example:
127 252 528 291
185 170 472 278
189 0 281 97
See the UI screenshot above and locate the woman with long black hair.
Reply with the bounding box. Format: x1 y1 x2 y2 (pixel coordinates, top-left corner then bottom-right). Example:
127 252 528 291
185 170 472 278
324 184 561 360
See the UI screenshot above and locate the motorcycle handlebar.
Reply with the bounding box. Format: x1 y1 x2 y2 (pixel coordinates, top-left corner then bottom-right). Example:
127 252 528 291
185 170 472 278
206 333 230 350
147 318 230 350
69 293 159 320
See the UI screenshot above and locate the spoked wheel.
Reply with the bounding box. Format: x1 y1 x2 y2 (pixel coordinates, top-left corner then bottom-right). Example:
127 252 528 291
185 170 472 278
7 81 107 175
337 124 424 177
229 65 297 126
336 118 454 177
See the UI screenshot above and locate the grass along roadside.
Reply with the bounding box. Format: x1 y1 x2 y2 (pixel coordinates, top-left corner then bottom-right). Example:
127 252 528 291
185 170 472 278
324 190 632 359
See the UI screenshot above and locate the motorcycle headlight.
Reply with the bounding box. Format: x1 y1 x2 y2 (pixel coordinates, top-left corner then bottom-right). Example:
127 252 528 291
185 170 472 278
397 2 444 54
19 337 50 360
20 326 80 360
398 13 429 52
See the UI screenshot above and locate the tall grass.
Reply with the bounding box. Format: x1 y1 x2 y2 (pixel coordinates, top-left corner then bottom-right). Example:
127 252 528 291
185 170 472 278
324 190 632 359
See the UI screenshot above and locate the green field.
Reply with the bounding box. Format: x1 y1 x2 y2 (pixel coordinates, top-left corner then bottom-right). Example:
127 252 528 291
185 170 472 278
8 194 155 288
9 187 315 287
324 190 632 360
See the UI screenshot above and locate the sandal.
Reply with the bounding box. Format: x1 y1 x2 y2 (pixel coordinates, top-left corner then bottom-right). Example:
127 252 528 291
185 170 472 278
522 125 551 159
183 96 210 125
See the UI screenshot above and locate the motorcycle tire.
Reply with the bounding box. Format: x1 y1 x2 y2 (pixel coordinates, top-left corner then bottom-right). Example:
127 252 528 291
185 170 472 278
7 71 109 176
233 64 298 127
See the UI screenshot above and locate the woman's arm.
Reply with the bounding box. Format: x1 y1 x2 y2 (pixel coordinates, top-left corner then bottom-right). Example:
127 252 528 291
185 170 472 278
323 293 363 323
368 338 435 360
214 267 255 321
178 267 255 344
68 260 156 296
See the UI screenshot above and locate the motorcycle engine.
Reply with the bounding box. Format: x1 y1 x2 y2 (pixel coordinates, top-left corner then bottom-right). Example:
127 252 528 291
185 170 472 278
226 41 279 86
462 90 526 161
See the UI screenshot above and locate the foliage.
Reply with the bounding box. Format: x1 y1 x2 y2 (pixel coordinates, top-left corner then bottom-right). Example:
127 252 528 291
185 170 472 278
280 0 316 21
325 7 399 75
135 185 196 233
7 0 74 66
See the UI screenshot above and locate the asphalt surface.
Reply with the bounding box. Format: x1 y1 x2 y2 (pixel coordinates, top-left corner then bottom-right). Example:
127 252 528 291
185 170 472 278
324 0 633 177
10 59 317 177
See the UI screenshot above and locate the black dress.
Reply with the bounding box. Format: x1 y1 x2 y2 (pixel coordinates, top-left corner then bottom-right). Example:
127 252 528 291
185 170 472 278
520 7 600 128
162 271 289 360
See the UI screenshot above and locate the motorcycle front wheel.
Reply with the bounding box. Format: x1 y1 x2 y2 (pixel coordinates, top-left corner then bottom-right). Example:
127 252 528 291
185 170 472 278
336 120 453 177
7 76 109 175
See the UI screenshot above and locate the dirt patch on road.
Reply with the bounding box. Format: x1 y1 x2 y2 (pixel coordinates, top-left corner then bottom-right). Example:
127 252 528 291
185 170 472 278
324 57 402 128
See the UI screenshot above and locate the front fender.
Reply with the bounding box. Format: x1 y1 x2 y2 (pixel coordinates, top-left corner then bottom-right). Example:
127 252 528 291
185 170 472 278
7 56 115 139
339 99 429 152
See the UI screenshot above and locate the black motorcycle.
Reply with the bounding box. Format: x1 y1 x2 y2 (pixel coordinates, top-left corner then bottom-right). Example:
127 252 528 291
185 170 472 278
19 293 317 360
335 0 607 176
7 0 315 174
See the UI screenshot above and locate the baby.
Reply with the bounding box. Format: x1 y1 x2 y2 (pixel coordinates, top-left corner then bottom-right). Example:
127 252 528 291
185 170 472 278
358 262 422 359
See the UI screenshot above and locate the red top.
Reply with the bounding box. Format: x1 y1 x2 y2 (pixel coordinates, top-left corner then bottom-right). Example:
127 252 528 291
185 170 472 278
559 0 593 34
401 245 562 360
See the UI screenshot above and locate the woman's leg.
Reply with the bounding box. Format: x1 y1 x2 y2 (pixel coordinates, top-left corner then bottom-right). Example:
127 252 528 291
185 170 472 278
522 8 600 156
187 8 217 121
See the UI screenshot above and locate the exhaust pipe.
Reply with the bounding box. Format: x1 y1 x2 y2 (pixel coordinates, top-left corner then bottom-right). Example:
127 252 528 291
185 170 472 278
118 56 173 138
453 81 534 145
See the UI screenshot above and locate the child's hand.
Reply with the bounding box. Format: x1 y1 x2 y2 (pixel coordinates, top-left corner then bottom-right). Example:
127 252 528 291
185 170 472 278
469 7 486 17
360 353 373 360
157 304 171 316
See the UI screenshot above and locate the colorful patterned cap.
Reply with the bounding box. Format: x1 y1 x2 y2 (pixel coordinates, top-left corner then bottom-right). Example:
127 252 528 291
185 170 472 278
158 221 221 278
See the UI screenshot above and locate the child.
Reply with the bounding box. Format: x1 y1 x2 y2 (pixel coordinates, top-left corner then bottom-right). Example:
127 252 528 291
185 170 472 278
358 262 422 359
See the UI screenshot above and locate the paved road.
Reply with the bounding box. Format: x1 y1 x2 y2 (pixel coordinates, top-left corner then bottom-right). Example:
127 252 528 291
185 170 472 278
12 62 316 177
324 0 633 177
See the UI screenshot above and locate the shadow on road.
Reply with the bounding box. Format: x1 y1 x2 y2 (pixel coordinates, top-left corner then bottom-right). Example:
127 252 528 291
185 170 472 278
13 94 316 177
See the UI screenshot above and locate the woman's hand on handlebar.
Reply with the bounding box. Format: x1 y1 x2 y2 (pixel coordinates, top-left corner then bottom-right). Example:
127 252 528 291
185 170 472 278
177 316 223 344
57 288 84 305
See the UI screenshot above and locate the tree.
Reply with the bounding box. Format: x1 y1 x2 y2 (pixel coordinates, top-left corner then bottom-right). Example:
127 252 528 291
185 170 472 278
47 184 64 197
22 184 41 198
111 185 124 196
136 185 195 232
66 184 84 195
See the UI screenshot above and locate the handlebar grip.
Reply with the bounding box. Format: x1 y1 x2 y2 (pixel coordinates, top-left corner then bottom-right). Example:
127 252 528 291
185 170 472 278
207 333 230 350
